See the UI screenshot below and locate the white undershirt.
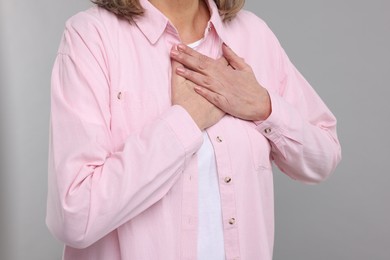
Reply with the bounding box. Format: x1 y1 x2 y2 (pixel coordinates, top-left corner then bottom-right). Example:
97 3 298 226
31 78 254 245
197 132 225 260
187 39 225 260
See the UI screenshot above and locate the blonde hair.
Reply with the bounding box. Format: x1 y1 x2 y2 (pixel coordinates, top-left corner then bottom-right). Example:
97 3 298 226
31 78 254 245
92 0 245 22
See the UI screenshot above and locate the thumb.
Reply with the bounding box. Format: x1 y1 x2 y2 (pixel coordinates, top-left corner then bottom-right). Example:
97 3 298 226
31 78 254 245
222 43 248 71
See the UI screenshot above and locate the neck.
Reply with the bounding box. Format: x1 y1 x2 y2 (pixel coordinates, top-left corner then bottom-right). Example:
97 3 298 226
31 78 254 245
148 0 210 43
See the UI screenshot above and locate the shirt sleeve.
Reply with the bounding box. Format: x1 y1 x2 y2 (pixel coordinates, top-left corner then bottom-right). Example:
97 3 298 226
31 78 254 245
255 30 342 184
46 16 203 249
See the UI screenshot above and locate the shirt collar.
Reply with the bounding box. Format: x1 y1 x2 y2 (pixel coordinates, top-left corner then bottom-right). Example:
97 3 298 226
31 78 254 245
135 0 227 45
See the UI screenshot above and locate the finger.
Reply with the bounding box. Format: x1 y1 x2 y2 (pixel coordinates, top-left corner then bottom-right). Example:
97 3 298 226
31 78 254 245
176 66 220 92
216 56 236 71
222 43 249 71
171 57 186 85
170 44 215 74
217 56 230 67
194 86 229 112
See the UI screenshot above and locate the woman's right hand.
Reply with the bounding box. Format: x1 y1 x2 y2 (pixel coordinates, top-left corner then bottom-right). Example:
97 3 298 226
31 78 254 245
171 59 225 130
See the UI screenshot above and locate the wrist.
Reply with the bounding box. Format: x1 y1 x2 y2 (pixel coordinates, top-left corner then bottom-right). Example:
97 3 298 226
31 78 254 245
182 105 206 130
251 88 271 121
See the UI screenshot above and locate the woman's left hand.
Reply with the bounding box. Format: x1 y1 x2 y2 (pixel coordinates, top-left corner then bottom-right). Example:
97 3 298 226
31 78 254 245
170 43 271 121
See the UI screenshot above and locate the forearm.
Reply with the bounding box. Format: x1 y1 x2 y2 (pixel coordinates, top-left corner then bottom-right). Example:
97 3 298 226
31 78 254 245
46 106 202 248
255 91 341 183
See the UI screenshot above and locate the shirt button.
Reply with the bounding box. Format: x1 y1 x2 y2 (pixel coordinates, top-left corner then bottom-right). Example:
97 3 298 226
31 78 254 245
229 218 236 225
117 92 123 100
264 128 271 134
216 136 223 142
224 177 232 183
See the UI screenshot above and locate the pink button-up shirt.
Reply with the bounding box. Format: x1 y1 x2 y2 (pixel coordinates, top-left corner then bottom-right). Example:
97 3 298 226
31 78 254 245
46 0 341 259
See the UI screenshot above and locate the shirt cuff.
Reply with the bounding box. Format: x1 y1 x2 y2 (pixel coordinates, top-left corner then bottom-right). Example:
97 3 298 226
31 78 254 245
253 90 283 143
160 105 203 162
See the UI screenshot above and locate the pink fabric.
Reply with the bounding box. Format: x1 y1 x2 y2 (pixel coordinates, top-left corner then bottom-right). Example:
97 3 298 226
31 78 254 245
46 0 341 259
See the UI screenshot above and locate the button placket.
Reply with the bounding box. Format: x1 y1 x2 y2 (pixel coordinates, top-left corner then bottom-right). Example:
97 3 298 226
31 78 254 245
207 126 241 259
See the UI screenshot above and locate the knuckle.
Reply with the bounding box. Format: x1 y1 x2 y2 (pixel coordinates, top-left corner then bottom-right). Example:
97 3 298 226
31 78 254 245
212 94 222 105
215 95 229 108
185 69 193 77
199 54 208 62
198 55 210 70
203 76 214 87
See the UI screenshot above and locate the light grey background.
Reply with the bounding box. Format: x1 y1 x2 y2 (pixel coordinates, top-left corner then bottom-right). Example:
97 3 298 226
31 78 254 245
0 0 389 259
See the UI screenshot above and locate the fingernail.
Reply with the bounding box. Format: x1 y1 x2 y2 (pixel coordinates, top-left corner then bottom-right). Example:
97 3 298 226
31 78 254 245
171 49 180 56
176 66 186 74
177 44 186 52
223 42 229 48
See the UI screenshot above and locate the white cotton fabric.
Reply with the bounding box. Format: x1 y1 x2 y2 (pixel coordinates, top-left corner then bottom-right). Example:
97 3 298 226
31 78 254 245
197 132 225 260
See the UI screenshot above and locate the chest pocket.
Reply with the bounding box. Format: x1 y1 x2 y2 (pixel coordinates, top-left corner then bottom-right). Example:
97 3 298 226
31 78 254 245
120 63 171 133
241 120 272 173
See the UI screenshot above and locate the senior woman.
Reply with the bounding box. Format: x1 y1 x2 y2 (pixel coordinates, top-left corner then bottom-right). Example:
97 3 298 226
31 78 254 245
46 0 341 259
